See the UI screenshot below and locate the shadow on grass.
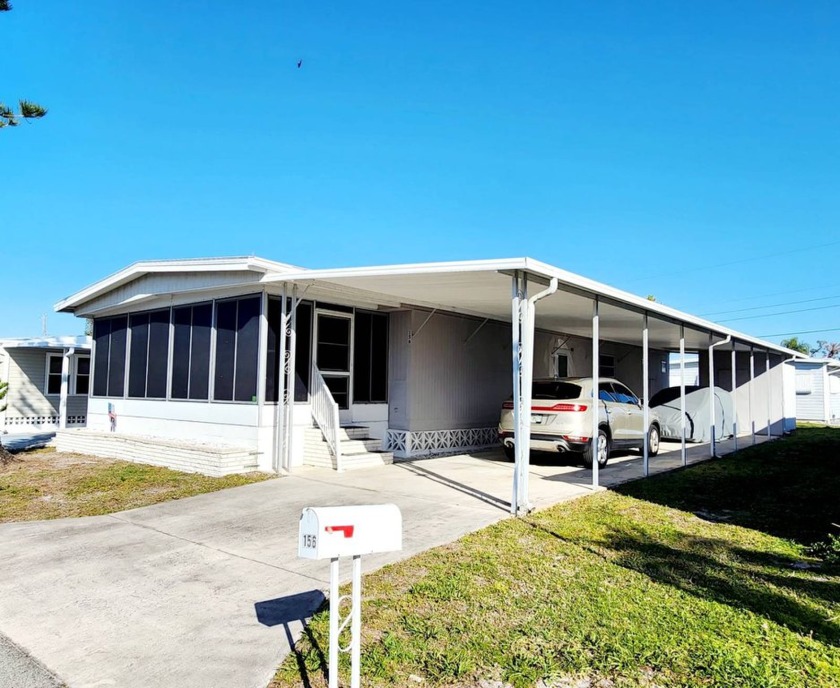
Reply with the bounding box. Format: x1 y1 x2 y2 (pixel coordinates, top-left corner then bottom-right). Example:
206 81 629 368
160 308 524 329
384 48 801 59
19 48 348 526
614 427 840 546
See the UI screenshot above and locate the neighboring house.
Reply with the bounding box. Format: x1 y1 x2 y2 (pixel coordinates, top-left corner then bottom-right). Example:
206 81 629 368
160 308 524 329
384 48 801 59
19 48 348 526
0 336 91 433
791 358 840 424
52 257 798 477
668 354 699 387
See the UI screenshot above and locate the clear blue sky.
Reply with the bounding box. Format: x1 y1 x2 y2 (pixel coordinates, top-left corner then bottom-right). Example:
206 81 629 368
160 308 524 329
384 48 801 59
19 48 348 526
3 1 839 349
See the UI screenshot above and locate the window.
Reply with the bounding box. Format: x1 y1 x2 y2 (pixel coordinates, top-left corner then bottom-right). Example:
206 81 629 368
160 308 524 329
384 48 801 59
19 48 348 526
46 354 63 395
598 382 618 402
353 311 388 403
795 372 812 395
611 382 640 405
128 309 171 398
46 354 92 396
75 356 90 394
599 354 615 378
214 296 261 402
93 316 127 397
553 352 569 378
171 303 212 400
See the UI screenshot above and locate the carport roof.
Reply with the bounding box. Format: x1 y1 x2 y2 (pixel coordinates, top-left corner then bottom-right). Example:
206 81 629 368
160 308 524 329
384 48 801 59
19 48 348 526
55 256 802 355
262 257 802 355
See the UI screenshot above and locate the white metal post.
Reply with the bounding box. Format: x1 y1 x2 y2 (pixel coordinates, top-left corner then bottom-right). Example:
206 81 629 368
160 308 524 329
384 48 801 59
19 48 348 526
59 347 73 430
591 298 600 489
642 313 649 477
708 334 716 459
749 347 756 445
516 277 530 513
350 555 362 688
285 286 299 470
328 557 339 688
510 273 522 515
731 346 738 451
680 326 686 466
274 286 288 472
765 352 772 439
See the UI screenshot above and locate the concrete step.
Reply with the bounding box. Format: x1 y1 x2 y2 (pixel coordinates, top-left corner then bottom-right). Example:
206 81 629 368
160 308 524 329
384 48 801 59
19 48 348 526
303 425 390 470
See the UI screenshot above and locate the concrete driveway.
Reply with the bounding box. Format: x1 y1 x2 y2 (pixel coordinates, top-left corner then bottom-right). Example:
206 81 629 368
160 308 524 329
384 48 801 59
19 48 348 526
0 436 767 688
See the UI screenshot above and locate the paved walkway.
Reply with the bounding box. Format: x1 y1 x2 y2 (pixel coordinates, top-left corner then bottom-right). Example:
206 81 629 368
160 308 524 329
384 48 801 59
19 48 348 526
0 434 772 688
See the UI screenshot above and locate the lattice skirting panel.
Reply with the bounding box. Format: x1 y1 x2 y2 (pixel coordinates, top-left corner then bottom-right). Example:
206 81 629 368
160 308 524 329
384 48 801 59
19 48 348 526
4 415 86 427
384 427 498 459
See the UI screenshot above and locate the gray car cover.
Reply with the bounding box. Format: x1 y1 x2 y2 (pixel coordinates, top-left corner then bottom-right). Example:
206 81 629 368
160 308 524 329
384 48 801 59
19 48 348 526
651 386 735 442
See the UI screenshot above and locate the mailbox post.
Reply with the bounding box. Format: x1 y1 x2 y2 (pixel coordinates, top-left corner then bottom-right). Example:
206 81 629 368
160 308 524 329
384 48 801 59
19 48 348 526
299 504 403 688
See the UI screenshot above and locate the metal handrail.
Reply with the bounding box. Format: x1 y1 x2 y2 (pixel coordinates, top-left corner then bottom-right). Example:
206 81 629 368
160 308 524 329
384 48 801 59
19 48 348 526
310 365 342 471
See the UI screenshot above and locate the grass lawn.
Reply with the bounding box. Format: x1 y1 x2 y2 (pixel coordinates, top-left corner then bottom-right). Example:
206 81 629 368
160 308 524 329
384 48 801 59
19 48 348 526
0 447 271 522
274 427 840 688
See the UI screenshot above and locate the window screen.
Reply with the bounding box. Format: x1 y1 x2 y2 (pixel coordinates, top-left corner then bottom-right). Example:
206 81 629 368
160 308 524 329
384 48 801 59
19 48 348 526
75 357 90 395
92 316 127 397
171 303 212 400
214 296 261 402
128 309 171 398
46 355 62 395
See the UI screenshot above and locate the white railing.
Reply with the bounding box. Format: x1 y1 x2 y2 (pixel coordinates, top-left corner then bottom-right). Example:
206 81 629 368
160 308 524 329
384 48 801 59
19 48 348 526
310 366 342 471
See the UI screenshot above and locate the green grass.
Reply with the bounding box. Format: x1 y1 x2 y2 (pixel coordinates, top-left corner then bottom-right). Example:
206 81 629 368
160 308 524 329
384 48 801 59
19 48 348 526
273 428 840 688
0 448 272 522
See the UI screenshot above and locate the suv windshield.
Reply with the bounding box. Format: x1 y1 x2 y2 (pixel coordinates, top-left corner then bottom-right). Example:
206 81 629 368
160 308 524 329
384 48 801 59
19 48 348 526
532 381 583 400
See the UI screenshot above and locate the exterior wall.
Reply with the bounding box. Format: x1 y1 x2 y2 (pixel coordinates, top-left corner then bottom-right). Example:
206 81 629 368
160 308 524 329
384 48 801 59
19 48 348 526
385 309 669 458
793 362 827 422
2 349 88 430
79 271 264 315
830 373 840 421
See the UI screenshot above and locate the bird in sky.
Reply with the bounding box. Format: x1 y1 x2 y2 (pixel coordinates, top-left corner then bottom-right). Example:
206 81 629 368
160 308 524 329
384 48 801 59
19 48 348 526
297 59 303 68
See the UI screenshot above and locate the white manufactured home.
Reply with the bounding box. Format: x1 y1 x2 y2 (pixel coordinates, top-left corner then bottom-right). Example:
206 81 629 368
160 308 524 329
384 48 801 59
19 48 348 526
0 336 91 433
791 358 840 424
53 257 800 510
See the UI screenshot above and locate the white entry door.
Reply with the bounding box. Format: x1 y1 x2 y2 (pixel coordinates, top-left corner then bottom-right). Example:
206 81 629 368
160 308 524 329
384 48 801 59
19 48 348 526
314 311 353 422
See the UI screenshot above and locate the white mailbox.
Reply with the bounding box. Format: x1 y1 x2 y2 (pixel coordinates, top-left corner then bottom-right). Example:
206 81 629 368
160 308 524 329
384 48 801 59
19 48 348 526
298 504 402 560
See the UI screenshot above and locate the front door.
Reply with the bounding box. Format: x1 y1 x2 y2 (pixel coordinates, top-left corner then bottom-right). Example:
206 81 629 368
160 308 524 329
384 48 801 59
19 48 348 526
314 311 353 421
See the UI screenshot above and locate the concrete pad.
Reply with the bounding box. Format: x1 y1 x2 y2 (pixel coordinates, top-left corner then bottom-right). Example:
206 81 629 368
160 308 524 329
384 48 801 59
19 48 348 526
0 433 774 688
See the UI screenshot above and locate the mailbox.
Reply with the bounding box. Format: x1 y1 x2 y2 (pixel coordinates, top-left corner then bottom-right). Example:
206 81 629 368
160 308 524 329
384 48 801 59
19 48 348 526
298 504 402 560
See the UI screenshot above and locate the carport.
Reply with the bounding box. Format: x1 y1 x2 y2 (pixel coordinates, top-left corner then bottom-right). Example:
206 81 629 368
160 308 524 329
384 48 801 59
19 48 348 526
264 258 800 515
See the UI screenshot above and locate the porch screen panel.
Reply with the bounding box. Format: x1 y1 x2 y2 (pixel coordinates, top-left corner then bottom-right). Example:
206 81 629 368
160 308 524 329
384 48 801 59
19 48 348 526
370 313 388 401
93 318 111 396
189 304 212 400
295 302 313 402
128 313 150 397
106 316 127 397
171 307 192 399
214 300 237 401
146 310 170 398
233 296 260 402
214 295 261 402
353 311 388 403
265 297 282 403
171 303 212 400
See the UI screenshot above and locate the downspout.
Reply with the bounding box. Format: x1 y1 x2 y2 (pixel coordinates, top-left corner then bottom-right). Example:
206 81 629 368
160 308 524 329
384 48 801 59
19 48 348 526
517 277 558 513
708 335 731 457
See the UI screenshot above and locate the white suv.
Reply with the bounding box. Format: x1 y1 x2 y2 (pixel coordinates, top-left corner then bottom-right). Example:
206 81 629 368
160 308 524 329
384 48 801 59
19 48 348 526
498 377 661 468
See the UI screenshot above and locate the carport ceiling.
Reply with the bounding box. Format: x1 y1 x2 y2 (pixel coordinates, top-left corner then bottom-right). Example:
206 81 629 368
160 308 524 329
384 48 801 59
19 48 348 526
266 258 794 355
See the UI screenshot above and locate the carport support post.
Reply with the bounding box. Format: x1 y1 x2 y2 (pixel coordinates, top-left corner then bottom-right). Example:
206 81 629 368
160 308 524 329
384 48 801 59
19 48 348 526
765 352 772 439
275 285 288 472
591 298 600 489
285 285 299 469
642 313 649 477
510 272 523 515
731 346 738 451
749 347 756 445
708 334 716 459
680 326 686 466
